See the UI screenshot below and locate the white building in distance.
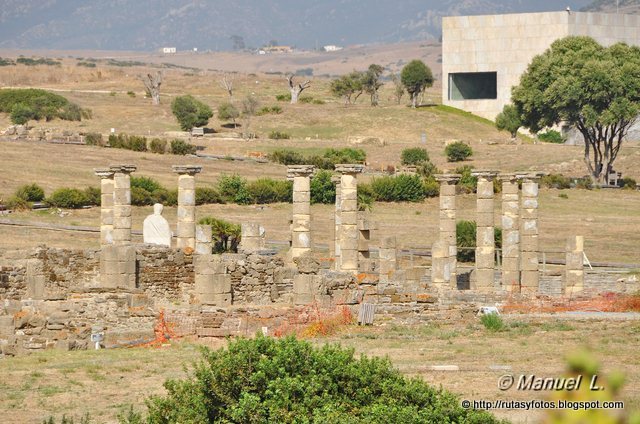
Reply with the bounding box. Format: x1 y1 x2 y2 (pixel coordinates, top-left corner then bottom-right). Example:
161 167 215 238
162 47 177 54
442 11 640 121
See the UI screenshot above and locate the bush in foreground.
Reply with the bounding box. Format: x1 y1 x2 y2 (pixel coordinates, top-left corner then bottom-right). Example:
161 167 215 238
47 188 91 209
142 335 502 423
15 183 45 202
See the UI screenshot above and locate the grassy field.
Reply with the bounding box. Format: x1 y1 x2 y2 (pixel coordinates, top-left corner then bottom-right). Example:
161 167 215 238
0 317 637 424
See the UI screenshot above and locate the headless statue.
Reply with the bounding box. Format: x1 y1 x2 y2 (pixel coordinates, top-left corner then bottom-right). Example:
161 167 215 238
143 203 172 247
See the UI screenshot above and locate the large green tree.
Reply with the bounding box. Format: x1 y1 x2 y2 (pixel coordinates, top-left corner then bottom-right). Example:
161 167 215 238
512 36 640 184
400 60 434 108
171 95 213 131
330 71 365 105
362 64 384 106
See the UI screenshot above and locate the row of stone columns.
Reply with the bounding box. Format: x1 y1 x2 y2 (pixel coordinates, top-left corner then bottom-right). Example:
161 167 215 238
432 171 545 293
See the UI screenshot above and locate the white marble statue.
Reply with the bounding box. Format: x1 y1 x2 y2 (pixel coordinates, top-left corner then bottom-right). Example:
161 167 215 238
143 203 172 247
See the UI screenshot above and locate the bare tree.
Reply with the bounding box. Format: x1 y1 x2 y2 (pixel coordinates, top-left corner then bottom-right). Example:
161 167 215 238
390 73 404 105
139 71 163 105
286 75 310 104
219 73 234 100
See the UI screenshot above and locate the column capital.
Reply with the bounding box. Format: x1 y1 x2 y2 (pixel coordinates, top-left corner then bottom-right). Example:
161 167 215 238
335 164 364 174
109 164 137 173
172 165 202 175
434 173 461 184
517 171 546 182
498 172 520 182
471 170 499 180
94 168 115 179
287 165 315 179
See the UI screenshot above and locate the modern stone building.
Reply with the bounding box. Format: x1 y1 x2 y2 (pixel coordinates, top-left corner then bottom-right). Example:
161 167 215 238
442 11 640 121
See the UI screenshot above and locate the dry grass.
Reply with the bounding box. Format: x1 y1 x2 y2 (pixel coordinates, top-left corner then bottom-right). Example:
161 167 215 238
0 318 637 423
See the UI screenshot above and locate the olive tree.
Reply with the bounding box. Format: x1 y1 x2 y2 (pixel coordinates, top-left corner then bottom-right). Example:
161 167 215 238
512 36 640 184
400 60 434 108
495 104 522 139
170 95 213 131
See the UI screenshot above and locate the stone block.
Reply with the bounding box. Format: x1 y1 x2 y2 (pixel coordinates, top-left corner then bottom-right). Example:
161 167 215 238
520 271 539 290
520 252 539 271
522 182 539 197
440 195 455 210
199 292 232 306
474 269 495 289
440 183 456 197
176 222 195 238
475 251 495 269
519 235 537 252
293 274 315 294
178 175 196 190
476 227 494 246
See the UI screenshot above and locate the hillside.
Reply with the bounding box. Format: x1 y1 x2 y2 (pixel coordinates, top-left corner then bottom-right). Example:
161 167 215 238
0 0 591 51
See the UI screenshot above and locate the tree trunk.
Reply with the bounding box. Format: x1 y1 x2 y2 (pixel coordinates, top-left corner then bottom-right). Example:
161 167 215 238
290 88 300 104
370 92 379 106
140 71 163 106
411 93 417 108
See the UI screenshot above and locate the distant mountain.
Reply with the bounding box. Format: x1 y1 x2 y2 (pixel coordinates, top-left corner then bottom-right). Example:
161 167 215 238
0 0 593 51
581 0 640 14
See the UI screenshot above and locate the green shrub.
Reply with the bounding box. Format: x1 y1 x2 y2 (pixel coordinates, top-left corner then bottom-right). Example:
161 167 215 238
370 174 425 202
456 220 502 262
324 147 366 164
195 187 223 205
445 141 473 162
127 91 136 98
149 138 167 154
401 147 430 165
5 196 31 211
16 57 60 66
417 161 439 178
47 188 90 209
170 95 213 131
247 179 292 204
621 177 637 189
0 88 87 123
455 165 477 194
218 175 252 204
198 217 241 253
537 129 565 144
170 139 197 155
541 174 571 189
306 155 334 170
107 134 147 152
423 176 439 197
84 132 103 146
299 95 317 104
131 176 163 194
0 57 15 66
310 170 336 204
575 177 593 190
357 183 375 211
131 186 154 206
269 130 290 140
311 98 325 105
152 189 178 207
218 102 240 125
127 135 147 152
269 149 305 165
83 186 101 206
256 105 283 116
15 184 45 202
275 93 291 102
10 104 36 125
142 335 500 423
480 313 505 332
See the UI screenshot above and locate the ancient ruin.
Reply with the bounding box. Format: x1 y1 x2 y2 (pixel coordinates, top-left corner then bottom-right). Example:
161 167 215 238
0 163 634 356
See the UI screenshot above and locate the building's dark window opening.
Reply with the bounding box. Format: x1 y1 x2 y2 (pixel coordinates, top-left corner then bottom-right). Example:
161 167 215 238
448 72 497 100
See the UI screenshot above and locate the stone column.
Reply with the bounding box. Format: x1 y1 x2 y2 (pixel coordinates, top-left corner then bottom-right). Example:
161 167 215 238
240 222 265 253
357 213 377 273
336 164 364 274
94 169 115 247
333 176 341 270
195 225 212 255
287 165 315 259
172 165 202 250
110 164 136 245
378 236 397 282
472 171 498 291
565 236 584 293
430 240 450 288
434 174 461 287
500 174 521 292
520 173 543 294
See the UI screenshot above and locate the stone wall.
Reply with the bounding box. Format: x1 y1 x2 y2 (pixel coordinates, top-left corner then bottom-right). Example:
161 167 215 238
136 246 194 303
